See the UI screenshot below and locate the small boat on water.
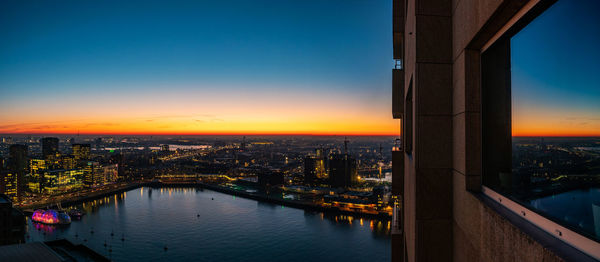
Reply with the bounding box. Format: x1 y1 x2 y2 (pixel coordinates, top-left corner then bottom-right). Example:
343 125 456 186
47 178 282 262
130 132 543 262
32 209 71 225
68 208 85 219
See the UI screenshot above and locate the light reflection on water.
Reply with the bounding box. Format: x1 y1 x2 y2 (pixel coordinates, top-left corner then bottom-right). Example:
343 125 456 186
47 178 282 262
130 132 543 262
27 187 391 262
530 187 600 240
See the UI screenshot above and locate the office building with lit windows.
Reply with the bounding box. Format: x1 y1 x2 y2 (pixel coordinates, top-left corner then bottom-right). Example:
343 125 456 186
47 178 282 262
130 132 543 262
72 143 91 162
83 161 101 188
1 145 29 202
82 161 117 188
0 172 19 203
304 149 327 186
60 155 76 170
28 159 47 194
42 169 84 194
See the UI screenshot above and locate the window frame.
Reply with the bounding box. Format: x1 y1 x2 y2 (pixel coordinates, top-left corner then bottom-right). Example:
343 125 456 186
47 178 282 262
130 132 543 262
479 0 600 259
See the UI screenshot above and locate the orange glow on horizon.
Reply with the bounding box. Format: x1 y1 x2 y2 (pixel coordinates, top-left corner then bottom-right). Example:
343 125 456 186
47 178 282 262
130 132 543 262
512 132 600 137
0 89 400 136
513 128 600 137
0 130 398 136
512 104 600 137
0 117 400 136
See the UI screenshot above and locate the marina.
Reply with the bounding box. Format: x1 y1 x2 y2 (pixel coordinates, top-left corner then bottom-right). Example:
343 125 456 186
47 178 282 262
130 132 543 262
26 187 391 261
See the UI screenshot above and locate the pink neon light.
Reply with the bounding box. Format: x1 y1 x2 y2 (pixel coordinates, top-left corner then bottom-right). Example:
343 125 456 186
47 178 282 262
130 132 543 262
32 209 60 224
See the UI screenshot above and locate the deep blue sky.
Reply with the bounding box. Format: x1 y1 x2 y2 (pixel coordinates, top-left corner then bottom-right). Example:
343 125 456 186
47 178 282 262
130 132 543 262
1 0 392 90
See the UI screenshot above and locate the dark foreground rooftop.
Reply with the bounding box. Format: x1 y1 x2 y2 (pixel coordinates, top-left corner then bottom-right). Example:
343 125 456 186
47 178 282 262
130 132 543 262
0 239 109 262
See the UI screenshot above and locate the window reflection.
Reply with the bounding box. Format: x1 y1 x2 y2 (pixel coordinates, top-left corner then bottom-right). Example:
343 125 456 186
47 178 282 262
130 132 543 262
483 0 600 242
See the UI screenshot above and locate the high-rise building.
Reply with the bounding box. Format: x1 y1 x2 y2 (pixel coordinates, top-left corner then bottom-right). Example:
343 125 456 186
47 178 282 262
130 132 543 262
110 153 125 180
315 148 327 177
0 171 19 202
303 149 327 186
328 154 357 188
102 164 119 184
83 161 102 188
5 144 28 202
72 143 91 162
8 144 28 172
390 0 589 261
304 156 317 185
28 159 47 194
41 137 59 160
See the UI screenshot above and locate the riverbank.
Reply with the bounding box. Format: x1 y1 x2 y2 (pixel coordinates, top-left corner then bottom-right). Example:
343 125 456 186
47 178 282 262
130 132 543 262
20 182 143 212
19 181 391 220
194 182 391 220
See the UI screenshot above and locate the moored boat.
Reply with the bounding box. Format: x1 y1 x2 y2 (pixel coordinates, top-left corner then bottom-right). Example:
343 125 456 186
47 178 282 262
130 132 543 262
68 208 85 219
32 209 71 225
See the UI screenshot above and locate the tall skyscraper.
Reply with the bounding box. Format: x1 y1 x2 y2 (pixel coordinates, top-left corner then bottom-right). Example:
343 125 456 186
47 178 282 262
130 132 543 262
41 137 59 160
72 143 91 162
9 144 28 172
28 159 47 194
304 156 317 185
5 144 28 202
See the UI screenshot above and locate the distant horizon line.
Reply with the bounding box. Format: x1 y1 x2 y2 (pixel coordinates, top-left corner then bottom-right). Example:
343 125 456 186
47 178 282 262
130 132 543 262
0 132 599 138
0 132 399 137
512 135 600 138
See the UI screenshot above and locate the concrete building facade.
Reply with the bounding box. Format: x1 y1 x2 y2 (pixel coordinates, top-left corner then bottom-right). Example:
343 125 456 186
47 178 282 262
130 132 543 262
392 0 597 261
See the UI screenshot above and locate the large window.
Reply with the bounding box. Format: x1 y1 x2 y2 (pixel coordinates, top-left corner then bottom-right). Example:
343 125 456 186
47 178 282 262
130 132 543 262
482 0 600 255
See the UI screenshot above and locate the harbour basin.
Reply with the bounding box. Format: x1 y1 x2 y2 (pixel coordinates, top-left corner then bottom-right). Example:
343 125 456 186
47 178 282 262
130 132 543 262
27 187 391 261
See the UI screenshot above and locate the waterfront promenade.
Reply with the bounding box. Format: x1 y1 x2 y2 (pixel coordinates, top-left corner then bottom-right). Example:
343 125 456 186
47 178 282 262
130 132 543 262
18 181 392 220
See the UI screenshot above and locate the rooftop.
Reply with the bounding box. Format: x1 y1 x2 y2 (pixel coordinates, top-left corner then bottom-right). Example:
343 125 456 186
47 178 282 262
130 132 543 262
0 240 109 262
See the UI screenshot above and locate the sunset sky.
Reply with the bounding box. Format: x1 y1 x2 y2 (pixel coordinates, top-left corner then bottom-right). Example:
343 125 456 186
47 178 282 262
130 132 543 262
0 0 396 136
0 0 598 136
511 0 600 137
